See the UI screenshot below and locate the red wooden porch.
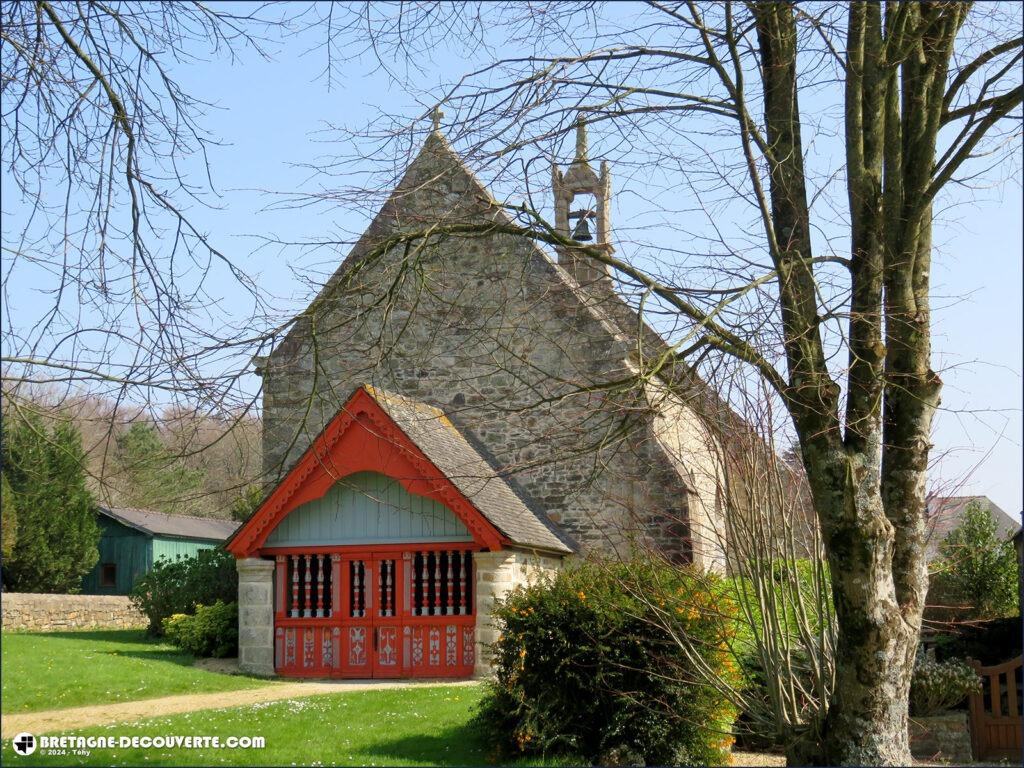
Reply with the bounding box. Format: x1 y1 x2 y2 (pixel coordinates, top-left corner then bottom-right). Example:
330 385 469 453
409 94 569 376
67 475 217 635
228 386 571 680
268 544 476 678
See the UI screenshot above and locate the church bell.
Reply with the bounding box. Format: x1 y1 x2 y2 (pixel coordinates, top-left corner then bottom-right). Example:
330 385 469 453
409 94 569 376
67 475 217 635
571 212 594 242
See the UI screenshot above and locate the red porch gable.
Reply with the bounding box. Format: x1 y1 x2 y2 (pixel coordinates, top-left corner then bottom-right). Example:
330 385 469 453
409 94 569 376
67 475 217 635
227 386 508 557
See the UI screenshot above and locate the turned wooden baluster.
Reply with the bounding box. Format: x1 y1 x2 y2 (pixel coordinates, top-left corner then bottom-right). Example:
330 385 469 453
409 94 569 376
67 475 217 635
352 560 362 618
433 552 442 616
385 560 394 617
290 556 300 618
446 551 454 616
303 555 313 617
316 554 325 618
330 554 341 618
387 565 395 618
360 560 367 618
419 553 428 615
275 556 287 619
457 552 467 615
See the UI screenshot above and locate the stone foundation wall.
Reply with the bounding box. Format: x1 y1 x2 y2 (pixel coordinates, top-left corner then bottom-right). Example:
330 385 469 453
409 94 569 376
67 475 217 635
1 592 146 631
908 711 972 764
474 548 564 676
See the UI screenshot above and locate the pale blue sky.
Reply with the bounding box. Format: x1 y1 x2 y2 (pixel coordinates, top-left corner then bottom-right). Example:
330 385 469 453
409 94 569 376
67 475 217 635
3 5 1021 516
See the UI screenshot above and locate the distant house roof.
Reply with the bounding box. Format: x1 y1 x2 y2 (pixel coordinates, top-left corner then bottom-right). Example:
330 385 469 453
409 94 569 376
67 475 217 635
925 496 1022 560
98 506 239 542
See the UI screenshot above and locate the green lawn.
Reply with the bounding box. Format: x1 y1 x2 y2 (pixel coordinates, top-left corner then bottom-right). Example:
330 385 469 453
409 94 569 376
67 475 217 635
1 630 270 713
2 685 570 766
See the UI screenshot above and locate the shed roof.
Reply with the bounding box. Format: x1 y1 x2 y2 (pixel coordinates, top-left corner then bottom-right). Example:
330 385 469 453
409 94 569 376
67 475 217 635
99 506 239 542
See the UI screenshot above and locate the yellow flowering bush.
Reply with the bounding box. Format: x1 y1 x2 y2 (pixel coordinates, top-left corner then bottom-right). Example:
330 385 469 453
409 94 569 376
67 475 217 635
474 557 742 765
162 600 238 658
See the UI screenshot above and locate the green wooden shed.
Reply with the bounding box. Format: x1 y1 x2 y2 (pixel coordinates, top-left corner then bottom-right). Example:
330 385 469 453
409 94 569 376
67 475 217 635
81 507 239 594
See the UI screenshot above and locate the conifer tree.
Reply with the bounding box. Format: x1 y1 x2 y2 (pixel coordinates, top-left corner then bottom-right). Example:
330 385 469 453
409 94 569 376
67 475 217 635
1 414 99 592
930 502 1020 620
1 471 17 559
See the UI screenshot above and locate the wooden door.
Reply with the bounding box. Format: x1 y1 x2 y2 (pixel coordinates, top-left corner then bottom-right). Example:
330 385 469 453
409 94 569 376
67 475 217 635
969 656 1023 761
340 556 373 677
338 555 403 678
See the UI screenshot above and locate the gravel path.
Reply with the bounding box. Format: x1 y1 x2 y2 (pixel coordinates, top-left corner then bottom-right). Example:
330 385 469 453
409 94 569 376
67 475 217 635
731 751 787 766
1 679 479 739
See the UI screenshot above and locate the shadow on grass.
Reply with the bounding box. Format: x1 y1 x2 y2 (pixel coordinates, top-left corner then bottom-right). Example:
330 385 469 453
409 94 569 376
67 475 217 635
18 629 157 645
367 723 579 767
7 629 271 683
366 721 492 766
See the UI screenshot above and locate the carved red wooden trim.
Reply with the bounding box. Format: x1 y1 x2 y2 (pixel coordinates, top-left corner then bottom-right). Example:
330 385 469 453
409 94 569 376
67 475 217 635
227 386 508 557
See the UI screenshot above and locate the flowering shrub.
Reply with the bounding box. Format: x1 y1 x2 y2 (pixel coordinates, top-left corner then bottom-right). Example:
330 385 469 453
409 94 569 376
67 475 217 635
163 600 238 658
909 656 981 716
474 557 742 765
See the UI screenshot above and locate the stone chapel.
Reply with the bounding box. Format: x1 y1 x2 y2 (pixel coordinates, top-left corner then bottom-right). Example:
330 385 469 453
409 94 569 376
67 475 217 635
228 120 734 678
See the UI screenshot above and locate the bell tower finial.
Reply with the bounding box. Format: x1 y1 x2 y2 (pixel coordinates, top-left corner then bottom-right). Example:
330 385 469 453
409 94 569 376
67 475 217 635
574 114 588 163
552 112 613 289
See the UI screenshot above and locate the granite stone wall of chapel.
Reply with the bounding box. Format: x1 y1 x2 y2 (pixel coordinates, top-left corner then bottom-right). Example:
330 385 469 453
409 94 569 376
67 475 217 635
260 137 724 567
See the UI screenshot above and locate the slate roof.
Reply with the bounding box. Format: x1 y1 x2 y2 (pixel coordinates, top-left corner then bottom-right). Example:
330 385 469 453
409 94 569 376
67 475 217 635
925 495 1021 560
99 506 239 542
365 385 574 554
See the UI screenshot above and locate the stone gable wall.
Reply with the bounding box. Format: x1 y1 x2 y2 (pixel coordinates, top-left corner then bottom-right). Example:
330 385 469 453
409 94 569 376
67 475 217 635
1 592 146 632
262 137 723 566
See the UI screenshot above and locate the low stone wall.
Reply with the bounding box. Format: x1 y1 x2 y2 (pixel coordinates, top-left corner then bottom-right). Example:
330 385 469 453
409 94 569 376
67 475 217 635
1 592 146 631
909 711 972 764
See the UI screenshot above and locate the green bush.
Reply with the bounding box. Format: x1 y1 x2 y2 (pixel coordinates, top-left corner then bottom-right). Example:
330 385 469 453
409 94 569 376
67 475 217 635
474 557 741 765
130 548 237 634
909 656 981 716
163 601 239 658
928 501 1020 620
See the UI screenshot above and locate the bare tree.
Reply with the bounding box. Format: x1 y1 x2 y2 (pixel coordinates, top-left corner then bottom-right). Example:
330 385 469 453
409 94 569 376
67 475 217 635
291 2 1022 763
1 1 279 414
702 378 835 757
1 1 283 510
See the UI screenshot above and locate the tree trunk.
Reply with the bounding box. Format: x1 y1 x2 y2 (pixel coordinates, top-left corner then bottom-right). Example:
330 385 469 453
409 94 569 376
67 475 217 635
820 486 918 765
755 3 936 763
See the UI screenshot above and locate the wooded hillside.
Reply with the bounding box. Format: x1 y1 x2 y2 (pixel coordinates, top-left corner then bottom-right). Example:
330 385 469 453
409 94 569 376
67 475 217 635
1 389 261 520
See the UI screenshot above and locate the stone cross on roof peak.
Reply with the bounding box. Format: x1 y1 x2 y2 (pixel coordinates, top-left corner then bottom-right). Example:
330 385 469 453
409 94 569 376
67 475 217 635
430 104 445 133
